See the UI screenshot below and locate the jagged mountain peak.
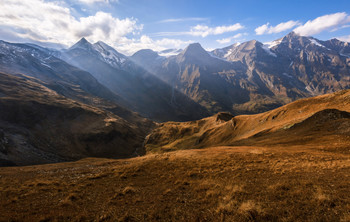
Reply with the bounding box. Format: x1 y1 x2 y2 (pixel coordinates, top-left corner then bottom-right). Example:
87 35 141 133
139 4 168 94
69 37 93 51
181 43 208 56
79 37 88 43
281 31 313 43
285 31 300 38
66 38 128 69
329 38 349 46
236 39 263 51
186 42 203 49
177 43 212 64
242 39 263 47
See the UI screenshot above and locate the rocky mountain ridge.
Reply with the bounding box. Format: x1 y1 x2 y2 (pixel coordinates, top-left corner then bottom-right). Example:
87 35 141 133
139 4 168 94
132 32 350 115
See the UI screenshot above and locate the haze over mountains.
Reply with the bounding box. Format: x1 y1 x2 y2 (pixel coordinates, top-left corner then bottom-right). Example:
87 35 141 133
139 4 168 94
3 31 350 117
0 31 350 165
59 38 209 122
133 31 350 114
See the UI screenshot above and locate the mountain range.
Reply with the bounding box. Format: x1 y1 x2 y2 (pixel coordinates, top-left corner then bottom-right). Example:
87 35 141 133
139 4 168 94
133 31 350 114
0 31 350 165
3 31 350 118
59 38 209 122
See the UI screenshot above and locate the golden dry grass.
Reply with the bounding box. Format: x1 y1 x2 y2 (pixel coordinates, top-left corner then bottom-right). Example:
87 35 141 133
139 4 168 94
1 89 350 221
145 89 350 154
0 144 349 221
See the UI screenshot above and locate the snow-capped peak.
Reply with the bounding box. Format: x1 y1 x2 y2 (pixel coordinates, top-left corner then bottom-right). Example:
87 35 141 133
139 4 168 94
92 41 127 69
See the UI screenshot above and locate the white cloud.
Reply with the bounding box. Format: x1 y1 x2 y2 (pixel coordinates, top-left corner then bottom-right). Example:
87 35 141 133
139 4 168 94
150 32 190 37
255 20 300 35
216 33 246 44
158 18 208 23
0 0 141 47
151 23 244 38
190 24 244 37
0 0 197 55
255 24 269 35
336 35 350 42
294 12 350 36
78 0 118 4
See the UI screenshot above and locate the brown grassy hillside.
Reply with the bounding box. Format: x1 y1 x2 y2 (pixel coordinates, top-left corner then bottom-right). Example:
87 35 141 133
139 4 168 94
1 144 349 221
0 72 153 166
145 89 350 153
1 85 350 221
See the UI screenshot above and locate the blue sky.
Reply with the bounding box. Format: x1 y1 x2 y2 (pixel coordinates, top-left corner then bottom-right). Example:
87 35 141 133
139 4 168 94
1 0 350 54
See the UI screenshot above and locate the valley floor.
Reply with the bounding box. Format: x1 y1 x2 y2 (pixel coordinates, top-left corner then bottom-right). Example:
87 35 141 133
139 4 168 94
1 144 350 221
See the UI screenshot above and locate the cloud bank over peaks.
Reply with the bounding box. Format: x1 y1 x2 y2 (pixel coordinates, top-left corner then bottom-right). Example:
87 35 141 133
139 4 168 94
158 17 208 23
293 12 350 36
190 24 244 37
153 23 244 38
0 0 193 55
255 20 300 35
78 0 119 4
336 35 350 43
255 12 350 37
216 33 247 44
0 0 141 47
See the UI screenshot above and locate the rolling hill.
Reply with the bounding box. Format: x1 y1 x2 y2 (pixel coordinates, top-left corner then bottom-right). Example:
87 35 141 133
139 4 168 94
145 89 350 153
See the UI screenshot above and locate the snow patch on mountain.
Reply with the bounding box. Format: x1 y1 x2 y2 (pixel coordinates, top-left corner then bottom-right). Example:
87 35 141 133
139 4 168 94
309 39 325 48
40 63 51 69
282 73 293 78
309 39 330 51
264 39 282 49
208 51 229 61
262 44 277 57
92 41 127 69
222 43 241 58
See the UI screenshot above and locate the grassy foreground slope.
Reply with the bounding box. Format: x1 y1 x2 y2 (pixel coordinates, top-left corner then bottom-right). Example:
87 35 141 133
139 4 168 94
1 89 350 221
1 145 349 221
